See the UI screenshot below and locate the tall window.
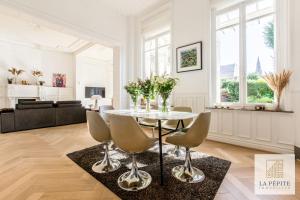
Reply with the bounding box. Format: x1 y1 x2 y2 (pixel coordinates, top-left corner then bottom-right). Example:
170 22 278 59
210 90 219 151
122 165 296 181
143 32 171 77
216 9 240 103
214 0 275 104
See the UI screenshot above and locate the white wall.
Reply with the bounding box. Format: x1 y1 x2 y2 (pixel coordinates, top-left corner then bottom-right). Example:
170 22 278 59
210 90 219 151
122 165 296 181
171 0 210 112
0 40 75 87
290 0 300 147
75 55 113 105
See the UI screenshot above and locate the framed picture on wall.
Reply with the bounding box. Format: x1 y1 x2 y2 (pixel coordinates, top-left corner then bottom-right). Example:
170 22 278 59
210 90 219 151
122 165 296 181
176 41 202 73
52 73 66 87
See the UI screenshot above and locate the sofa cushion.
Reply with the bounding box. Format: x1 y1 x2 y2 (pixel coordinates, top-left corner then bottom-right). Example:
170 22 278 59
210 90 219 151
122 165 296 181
16 101 55 110
55 106 86 126
56 104 82 108
15 108 56 131
0 108 14 113
18 99 37 104
16 104 53 110
19 101 54 105
56 101 81 105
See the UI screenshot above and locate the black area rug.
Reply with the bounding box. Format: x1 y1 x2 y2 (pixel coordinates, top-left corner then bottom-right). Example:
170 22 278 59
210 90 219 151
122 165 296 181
67 144 231 200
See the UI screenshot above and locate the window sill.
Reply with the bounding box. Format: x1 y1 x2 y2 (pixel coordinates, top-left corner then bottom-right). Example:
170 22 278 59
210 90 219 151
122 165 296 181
206 107 294 114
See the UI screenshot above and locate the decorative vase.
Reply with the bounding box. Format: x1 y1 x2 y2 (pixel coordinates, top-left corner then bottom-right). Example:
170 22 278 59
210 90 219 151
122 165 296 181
13 75 18 84
36 78 40 85
133 101 138 112
7 78 13 84
145 98 151 112
161 97 169 112
275 93 282 111
94 99 99 110
131 97 138 112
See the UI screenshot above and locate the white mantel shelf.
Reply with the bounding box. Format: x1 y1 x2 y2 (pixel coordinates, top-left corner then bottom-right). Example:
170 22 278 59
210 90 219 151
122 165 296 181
1 84 74 108
206 108 296 154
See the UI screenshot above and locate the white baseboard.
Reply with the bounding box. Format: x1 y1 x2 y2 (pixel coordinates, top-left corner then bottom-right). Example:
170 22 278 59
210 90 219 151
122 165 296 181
207 134 294 154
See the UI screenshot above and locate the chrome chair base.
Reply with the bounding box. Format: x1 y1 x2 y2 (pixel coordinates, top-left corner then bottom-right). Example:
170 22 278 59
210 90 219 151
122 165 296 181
117 154 152 191
149 140 160 153
92 143 121 173
108 141 116 151
171 147 205 183
92 159 121 173
171 165 205 183
167 145 185 157
118 170 152 191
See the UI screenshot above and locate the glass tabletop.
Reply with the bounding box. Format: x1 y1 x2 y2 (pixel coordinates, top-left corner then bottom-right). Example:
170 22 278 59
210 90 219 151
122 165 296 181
104 109 198 120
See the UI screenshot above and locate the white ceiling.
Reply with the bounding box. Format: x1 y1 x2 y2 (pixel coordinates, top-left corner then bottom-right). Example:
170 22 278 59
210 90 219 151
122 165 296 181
99 0 165 16
0 12 91 53
210 0 242 9
0 0 167 55
77 44 113 64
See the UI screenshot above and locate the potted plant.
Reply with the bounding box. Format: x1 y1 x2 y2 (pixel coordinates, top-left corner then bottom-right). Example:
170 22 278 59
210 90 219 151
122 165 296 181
138 76 156 112
8 67 24 84
124 81 140 111
21 80 30 85
156 75 178 112
7 78 13 84
38 81 45 86
32 70 43 85
263 69 292 111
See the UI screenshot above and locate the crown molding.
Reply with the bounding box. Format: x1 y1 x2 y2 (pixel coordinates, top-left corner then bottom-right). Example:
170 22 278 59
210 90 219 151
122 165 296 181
0 0 123 47
138 0 171 22
0 38 74 54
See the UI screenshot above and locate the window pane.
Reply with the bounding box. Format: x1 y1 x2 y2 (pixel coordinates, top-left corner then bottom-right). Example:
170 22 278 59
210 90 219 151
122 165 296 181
246 15 275 103
216 9 239 30
144 32 171 77
144 39 155 51
158 33 170 47
158 46 171 75
216 23 240 103
144 50 155 77
246 0 274 20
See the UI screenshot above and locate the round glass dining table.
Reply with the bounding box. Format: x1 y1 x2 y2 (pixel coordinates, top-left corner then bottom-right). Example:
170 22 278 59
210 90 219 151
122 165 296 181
104 109 198 186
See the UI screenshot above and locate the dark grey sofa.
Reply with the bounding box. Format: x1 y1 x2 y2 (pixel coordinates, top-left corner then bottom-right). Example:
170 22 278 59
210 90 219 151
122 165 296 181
15 101 56 131
55 101 86 126
0 100 86 133
0 109 15 133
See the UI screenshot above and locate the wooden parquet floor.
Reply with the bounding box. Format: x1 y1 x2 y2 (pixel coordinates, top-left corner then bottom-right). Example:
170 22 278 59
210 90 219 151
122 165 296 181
0 123 299 200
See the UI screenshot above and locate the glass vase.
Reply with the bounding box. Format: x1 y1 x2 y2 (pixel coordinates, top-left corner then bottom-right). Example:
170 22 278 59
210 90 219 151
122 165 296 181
161 97 169 112
13 75 17 84
275 93 282 111
130 96 139 112
36 77 40 85
133 100 138 112
146 98 151 112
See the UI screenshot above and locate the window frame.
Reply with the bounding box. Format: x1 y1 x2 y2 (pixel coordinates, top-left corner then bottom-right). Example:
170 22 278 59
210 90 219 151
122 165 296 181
142 31 171 78
212 0 277 106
